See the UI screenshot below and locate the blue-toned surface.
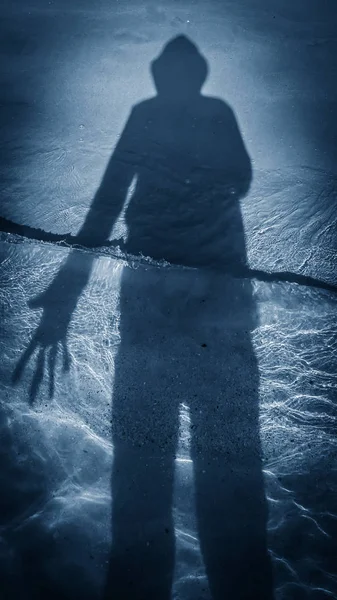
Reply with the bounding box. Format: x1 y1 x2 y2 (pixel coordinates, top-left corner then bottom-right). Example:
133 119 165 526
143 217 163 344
1 1 337 599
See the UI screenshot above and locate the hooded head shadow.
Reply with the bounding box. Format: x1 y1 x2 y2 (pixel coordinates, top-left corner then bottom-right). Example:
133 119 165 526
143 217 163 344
151 34 208 99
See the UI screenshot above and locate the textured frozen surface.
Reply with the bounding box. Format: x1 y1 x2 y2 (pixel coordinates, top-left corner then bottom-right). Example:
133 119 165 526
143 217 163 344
1 0 337 599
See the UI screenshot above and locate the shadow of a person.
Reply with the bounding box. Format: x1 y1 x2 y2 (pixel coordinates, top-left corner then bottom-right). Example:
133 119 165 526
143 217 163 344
12 36 273 599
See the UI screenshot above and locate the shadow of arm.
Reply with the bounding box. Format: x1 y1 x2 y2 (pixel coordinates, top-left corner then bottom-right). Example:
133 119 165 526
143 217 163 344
46 108 138 305
76 111 138 246
225 107 252 200
12 110 139 400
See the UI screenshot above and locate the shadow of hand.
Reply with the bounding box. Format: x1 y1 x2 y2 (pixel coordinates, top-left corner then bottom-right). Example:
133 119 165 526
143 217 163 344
11 248 93 403
12 290 72 404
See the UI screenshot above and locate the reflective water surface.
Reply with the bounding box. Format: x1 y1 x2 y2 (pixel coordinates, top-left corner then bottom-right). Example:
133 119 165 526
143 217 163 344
1 2 337 599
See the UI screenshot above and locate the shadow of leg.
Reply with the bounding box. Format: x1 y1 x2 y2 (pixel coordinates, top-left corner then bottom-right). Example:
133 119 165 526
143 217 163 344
105 447 176 600
191 337 273 600
193 456 272 599
104 264 180 599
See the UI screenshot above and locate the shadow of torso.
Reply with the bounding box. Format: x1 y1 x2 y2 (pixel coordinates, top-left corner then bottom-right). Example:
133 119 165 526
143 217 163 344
123 95 250 271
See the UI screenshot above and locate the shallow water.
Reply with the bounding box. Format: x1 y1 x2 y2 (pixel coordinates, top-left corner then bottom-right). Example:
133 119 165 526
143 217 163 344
1 1 337 599
1 237 336 599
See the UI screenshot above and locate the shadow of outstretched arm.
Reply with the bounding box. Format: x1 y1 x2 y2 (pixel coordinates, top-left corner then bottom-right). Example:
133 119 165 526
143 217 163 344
12 111 138 402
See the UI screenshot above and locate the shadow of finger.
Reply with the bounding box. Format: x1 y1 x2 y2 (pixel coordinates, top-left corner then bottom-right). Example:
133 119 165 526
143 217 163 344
62 340 71 372
48 344 58 398
29 347 46 404
12 336 38 384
